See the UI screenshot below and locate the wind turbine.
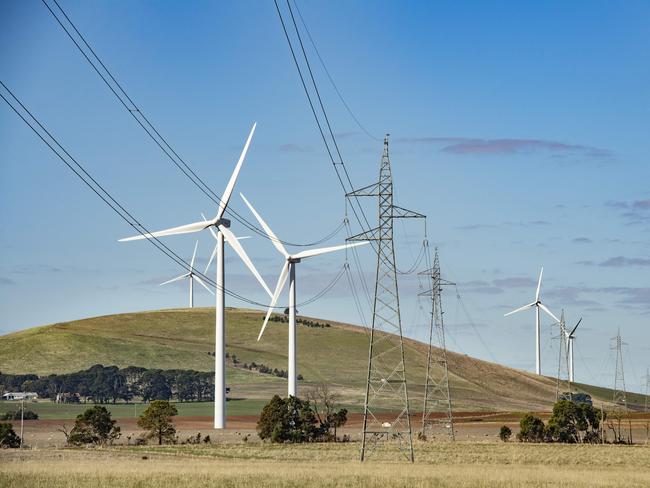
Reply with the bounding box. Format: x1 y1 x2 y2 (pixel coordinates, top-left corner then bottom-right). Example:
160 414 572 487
159 240 214 307
504 266 560 375
241 193 369 397
119 123 271 429
566 317 582 383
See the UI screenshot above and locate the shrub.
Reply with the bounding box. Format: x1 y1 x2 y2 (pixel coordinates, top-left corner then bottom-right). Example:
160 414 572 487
67 406 120 446
546 399 603 443
0 423 21 448
517 414 545 443
499 425 512 442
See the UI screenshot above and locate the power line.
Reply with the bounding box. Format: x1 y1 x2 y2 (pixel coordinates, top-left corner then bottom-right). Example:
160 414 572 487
291 0 381 142
0 81 340 310
41 0 343 249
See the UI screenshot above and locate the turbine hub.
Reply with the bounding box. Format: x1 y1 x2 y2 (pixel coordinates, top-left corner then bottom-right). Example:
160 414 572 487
216 218 231 228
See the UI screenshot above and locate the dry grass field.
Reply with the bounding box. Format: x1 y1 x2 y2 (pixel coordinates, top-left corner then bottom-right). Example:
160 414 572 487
1 442 649 488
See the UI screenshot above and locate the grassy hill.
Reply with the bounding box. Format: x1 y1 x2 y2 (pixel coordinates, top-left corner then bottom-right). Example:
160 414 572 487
1 308 644 411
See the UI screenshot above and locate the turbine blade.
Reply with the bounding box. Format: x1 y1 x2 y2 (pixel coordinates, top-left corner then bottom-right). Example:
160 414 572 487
292 241 369 260
536 266 544 301
538 302 560 323
504 302 536 317
119 220 209 242
190 240 199 269
193 275 215 296
569 317 582 338
160 273 189 286
240 193 289 258
205 244 218 274
215 123 257 221
258 262 289 341
221 225 273 298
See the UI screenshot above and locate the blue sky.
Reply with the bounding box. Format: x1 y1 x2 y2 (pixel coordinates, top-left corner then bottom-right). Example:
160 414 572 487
1 1 649 392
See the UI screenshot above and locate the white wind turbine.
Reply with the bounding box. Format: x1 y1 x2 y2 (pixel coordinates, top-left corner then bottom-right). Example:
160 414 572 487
241 193 369 397
159 240 214 308
119 123 271 429
565 317 582 383
504 266 560 375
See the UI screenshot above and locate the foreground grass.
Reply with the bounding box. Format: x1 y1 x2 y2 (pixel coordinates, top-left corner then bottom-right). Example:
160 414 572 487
1 442 649 488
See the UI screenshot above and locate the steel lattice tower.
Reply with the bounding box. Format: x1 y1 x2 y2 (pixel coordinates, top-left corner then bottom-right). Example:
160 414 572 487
419 247 455 441
347 135 424 462
611 329 629 443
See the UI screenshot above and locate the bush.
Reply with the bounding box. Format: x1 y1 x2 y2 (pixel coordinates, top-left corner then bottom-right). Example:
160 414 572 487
517 414 545 443
499 425 512 442
0 423 21 448
1 410 38 420
67 406 120 446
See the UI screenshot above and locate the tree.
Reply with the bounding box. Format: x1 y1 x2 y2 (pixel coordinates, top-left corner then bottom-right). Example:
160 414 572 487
0 423 21 448
67 406 121 446
257 395 321 443
306 384 348 441
499 425 512 442
546 400 603 444
517 414 545 443
137 400 178 445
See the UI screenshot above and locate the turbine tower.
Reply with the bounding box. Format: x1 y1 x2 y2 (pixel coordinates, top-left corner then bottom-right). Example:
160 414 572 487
119 123 271 429
346 135 425 462
504 267 560 375
241 193 368 398
159 241 214 308
566 317 581 383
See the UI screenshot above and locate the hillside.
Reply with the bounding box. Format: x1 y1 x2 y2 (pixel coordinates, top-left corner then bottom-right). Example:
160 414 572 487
0 308 641 411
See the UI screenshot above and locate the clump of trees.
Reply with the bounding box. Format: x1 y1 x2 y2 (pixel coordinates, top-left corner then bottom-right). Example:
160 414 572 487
0 365 214 404
257 386 348 443
65 406 121 446
268 314 331 329
515 400 606 444
0 423 21 448
226 353 304 381
1 410 38 420
137 400 178 445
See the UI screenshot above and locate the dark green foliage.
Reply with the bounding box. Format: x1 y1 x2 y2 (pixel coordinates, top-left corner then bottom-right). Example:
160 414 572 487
546 400 603 443
517 414 546 442
67 406 120 446
0 423 21 448
499 425 512 442
268 315 331 328
0 365 213 403
137 400 178 445
232 356 296 380
257 395 323 443
1 410 38 420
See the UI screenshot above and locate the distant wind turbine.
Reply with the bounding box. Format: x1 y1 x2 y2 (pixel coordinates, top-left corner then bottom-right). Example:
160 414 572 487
159 240 214 308
241 193 369 397
504 266 560 375
119 123 271 429
566 317 582 383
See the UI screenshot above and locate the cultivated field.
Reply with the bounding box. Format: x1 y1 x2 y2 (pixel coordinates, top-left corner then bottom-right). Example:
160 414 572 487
2 442 649 488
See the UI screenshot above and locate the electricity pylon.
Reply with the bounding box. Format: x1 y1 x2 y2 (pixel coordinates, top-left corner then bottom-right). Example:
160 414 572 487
555 310 570 401
347 135 424 462
419 247 455 441
611 329 630 443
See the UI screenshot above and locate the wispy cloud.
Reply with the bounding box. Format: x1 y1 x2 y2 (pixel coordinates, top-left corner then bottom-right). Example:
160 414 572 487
493 277 537 288
397 136 612 159
456 220 551 231
0 277 16 286
572 237 592 244
578 256 650 267
605 199 650 227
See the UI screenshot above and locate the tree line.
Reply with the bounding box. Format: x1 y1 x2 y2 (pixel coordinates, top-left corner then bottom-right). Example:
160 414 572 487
0 365 214 404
